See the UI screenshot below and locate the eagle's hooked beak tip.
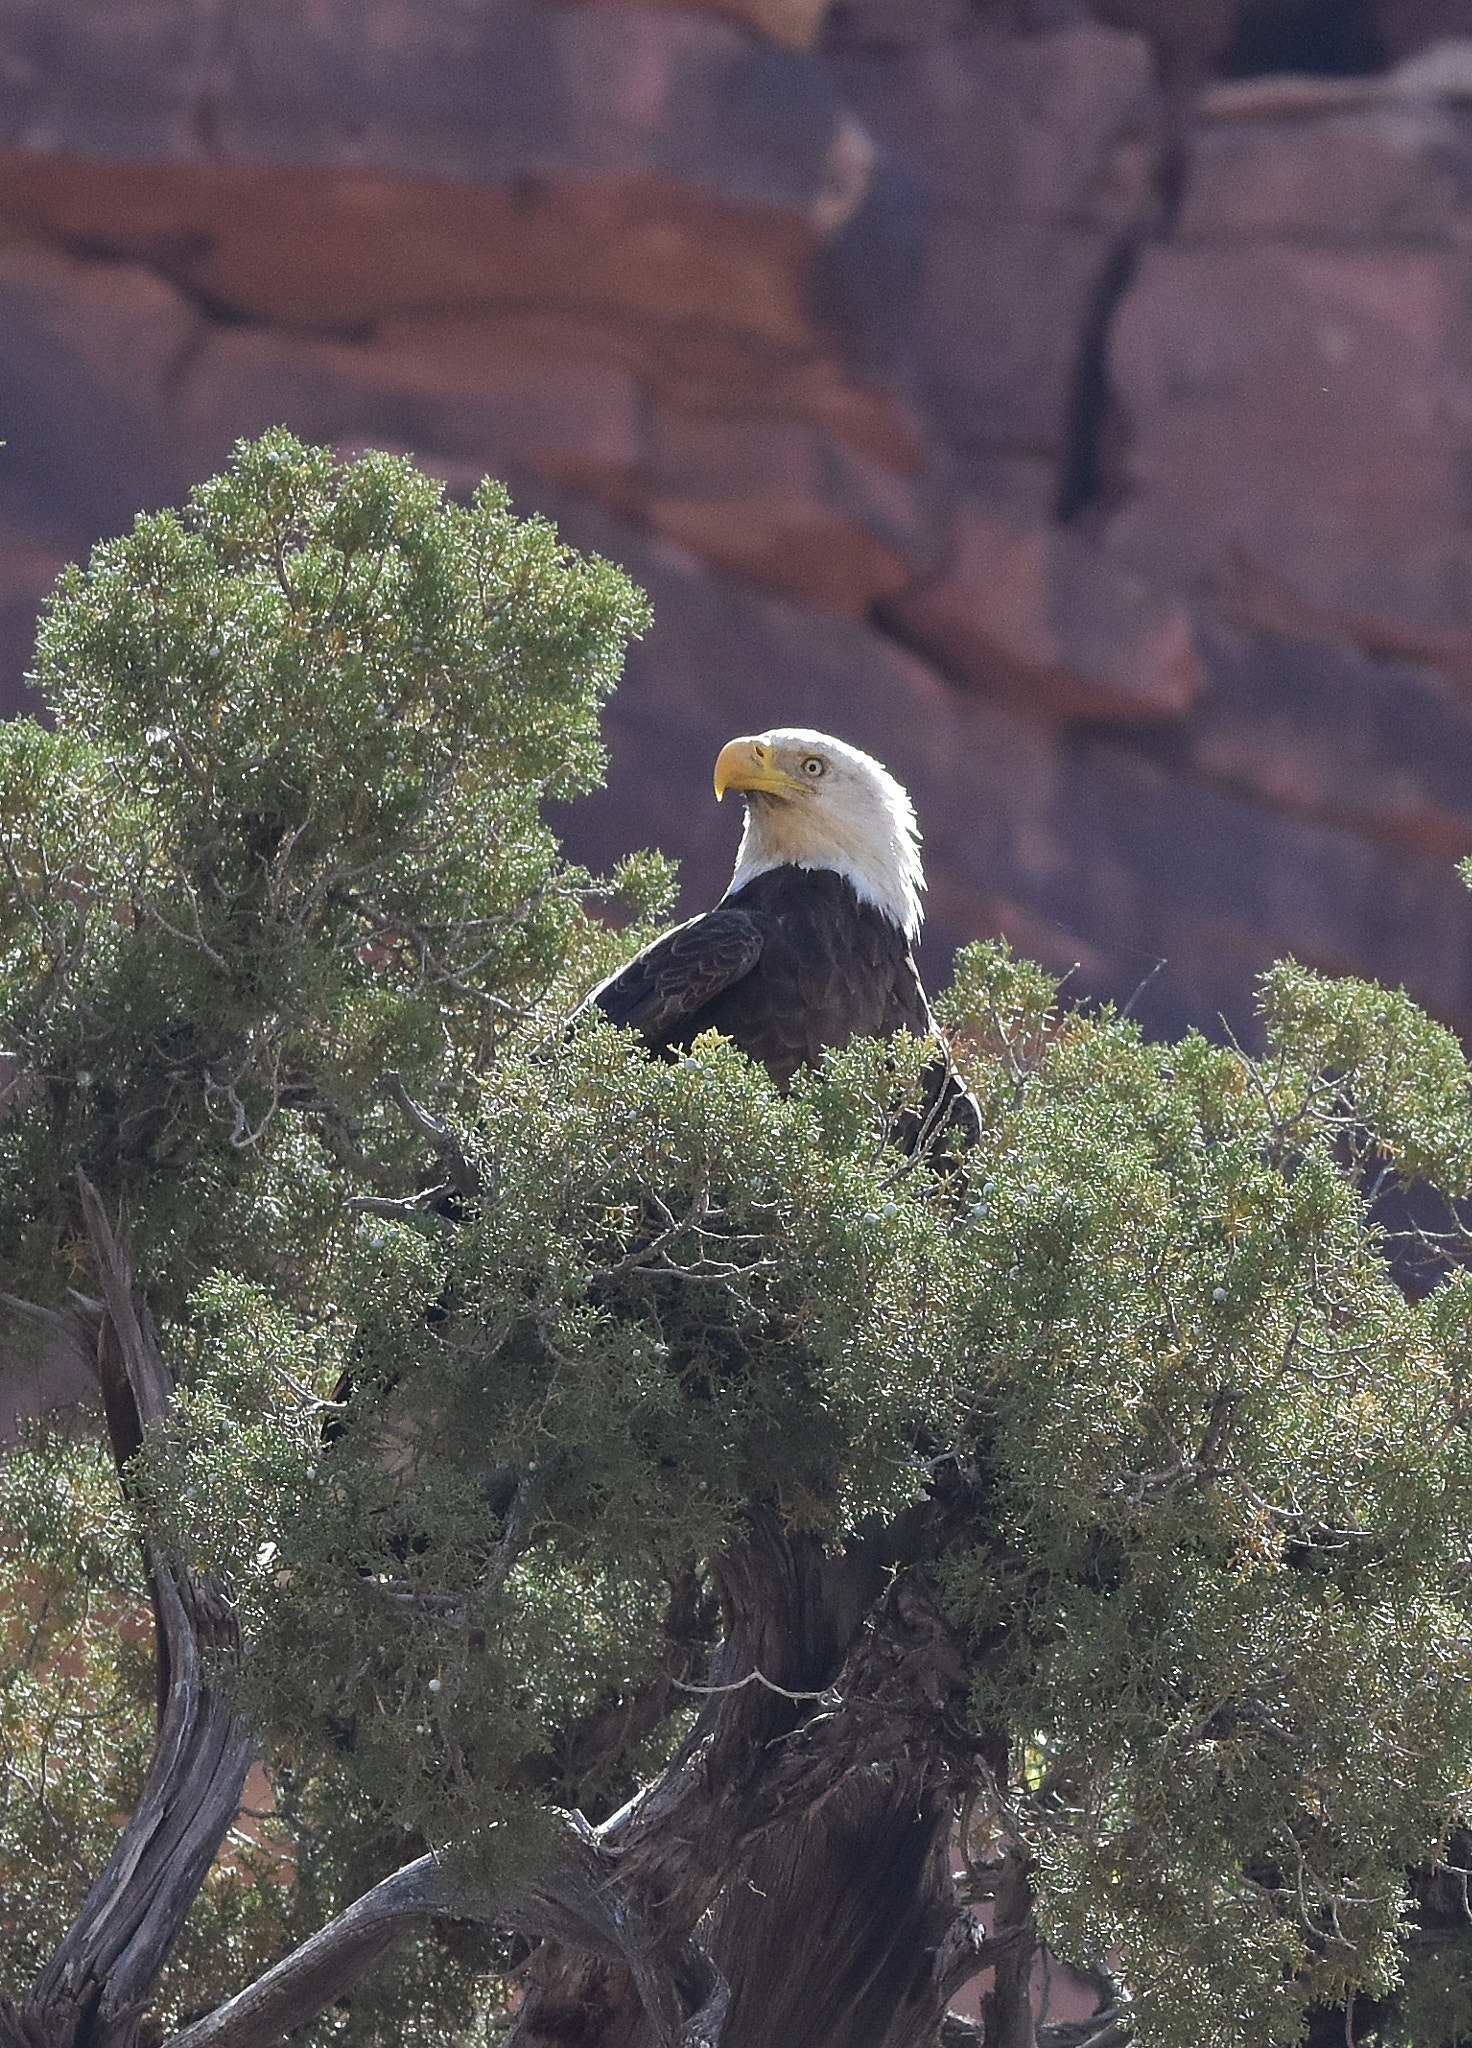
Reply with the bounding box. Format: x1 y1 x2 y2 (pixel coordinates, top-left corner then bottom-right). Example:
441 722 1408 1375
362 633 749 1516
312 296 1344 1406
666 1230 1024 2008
714 736 759 801
713 736 790 802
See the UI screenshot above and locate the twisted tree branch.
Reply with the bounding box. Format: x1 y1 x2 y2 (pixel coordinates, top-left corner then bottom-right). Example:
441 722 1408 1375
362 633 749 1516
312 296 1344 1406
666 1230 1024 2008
8 1180 254 2048
164 1855 464 2048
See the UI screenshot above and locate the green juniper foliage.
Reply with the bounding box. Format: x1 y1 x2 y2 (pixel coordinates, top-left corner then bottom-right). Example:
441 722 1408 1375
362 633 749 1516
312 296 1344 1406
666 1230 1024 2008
0 428 661 1315
2 435 1472 2047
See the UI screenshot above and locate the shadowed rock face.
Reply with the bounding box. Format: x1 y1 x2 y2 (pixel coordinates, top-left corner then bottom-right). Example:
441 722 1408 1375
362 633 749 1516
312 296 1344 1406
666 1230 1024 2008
3 0 1472 1046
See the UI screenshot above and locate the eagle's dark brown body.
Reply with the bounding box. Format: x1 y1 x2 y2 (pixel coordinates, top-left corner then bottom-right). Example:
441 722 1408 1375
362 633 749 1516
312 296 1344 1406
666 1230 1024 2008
589 866 932 1089
587 864 980 1152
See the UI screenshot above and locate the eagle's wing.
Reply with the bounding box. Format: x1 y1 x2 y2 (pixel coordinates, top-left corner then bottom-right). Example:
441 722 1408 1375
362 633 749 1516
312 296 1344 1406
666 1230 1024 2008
585 906 766 1044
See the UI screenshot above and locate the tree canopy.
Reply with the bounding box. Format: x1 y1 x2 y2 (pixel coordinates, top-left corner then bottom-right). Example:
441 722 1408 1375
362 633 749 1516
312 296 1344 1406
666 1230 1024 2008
2 433 1472 2048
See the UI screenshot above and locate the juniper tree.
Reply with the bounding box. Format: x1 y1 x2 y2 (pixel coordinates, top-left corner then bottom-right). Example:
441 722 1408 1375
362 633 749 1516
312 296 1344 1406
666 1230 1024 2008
2 433 1472 2048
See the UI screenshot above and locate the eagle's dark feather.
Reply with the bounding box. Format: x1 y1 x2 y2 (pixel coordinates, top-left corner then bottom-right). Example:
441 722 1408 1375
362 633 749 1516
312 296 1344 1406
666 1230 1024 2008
590 903 767 1048
586 866 970 1144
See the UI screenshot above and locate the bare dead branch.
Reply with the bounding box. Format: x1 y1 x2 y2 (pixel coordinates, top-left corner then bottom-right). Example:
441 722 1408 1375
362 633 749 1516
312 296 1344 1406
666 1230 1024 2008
163 1854 465 2048
932 1909 992 2005
1038 2018 1130 2048
24 1560 253 2048
6 1183 256 2048
344 1185 458 1219
384 1071 480 1196
981 1847 1038 2048
166 1824 642 2048
671 1667 837 1705
674 1948 729 2048
75 1172 171 1428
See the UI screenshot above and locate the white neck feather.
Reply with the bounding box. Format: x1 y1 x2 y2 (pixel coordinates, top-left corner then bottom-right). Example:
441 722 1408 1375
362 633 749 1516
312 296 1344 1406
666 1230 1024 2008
724 784 925 941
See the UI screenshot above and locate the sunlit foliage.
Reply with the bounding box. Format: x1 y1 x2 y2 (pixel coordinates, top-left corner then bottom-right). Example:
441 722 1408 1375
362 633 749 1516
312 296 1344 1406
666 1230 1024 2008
2 436 1472 2047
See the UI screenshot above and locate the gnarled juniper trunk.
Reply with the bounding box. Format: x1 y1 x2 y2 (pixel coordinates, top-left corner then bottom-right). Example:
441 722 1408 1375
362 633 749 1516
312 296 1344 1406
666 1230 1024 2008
0 1183 254 2048
508 1509 979 2048
707 1775 959 2048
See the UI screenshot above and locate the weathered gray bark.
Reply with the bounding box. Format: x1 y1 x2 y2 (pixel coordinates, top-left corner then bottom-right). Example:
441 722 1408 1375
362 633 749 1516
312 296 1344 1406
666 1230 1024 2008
980 1850 1038 2048
165 1855 465 2048
0 1179 254 2048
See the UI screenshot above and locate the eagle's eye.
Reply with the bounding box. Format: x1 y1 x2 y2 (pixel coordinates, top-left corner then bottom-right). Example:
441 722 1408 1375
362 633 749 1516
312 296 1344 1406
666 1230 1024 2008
800 756 826 780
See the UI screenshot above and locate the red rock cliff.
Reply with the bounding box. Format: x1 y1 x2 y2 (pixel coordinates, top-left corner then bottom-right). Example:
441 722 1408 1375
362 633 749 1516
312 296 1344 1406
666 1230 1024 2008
4 0 1472 1041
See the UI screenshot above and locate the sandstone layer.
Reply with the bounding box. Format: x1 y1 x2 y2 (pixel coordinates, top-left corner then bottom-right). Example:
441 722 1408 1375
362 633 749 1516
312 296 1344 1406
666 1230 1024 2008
1 0 1472 1049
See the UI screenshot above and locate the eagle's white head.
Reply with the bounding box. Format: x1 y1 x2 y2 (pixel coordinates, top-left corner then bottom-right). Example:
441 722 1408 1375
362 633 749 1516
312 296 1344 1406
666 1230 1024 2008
713 727 924 941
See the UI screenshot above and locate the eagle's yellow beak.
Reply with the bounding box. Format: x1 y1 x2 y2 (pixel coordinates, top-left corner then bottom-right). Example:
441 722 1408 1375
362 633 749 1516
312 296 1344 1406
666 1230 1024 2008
713 736 805 801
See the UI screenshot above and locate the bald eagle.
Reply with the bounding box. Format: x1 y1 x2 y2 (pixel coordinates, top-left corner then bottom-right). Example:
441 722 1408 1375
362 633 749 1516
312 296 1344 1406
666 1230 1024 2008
583 728 979 1149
